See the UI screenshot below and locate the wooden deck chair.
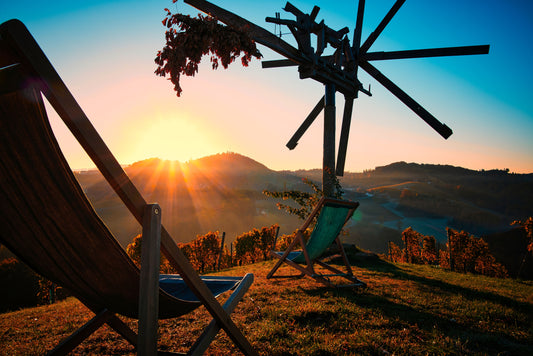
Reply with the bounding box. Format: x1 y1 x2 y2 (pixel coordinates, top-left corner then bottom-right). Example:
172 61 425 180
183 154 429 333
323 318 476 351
0 19 257 356
267 197 366 288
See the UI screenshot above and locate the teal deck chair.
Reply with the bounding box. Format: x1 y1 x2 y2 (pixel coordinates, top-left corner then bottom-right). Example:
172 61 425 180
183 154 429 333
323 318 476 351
0 19 257 355
267 197 366 288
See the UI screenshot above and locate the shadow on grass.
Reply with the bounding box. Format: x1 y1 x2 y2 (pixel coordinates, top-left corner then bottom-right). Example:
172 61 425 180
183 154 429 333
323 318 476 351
297 257 532 354
350 256 532 313
301 284 531 355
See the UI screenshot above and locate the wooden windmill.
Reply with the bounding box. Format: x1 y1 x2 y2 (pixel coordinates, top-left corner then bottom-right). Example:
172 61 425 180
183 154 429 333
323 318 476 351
183 0 489 196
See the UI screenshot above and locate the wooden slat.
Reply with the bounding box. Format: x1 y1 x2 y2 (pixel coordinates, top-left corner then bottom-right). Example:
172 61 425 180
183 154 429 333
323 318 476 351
0 37 18 67
0 63 27 94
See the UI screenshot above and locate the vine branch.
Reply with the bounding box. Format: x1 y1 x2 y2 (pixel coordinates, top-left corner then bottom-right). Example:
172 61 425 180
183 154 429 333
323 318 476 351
155 3 262 96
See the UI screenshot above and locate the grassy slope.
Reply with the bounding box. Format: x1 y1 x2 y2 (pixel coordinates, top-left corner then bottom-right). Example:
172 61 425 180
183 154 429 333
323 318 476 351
1 258 532 355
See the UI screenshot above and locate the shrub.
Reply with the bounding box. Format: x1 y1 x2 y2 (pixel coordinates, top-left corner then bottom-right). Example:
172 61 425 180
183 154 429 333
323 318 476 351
186 231 222 274
446 228 508 278
126 234 176 274
234 225 279 264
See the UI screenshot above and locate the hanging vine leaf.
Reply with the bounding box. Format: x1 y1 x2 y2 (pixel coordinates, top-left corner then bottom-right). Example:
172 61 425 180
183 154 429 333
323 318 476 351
155 5 262 97
263 175 344 223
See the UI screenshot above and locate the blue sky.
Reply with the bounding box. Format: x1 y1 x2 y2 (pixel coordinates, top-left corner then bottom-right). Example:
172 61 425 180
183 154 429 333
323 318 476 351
1 0 532 173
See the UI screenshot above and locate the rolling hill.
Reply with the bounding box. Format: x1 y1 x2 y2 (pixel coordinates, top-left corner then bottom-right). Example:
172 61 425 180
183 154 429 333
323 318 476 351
74 153 305 247
71 154 532 277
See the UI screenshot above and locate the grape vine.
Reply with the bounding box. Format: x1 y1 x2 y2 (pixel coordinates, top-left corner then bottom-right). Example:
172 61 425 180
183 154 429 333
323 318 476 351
155 4 262 96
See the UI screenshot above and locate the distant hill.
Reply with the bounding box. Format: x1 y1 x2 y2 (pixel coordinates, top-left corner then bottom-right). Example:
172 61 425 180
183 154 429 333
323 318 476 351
123 153 302 191
292 161 533 267
75 153 305 247
72 154 533 276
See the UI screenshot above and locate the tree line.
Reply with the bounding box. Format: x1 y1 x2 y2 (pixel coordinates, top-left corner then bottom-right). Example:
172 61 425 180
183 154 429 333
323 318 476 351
126 224 280 275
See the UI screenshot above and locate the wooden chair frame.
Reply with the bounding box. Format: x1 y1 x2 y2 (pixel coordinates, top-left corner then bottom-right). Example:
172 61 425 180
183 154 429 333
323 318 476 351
0 19 257 355
267 197 366 288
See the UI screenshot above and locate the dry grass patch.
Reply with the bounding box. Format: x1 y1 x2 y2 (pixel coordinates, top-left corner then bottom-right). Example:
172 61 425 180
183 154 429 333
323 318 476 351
1 258 532 355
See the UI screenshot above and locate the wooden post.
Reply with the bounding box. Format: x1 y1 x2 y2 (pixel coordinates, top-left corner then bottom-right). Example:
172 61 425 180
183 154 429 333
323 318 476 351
138 204 162 356
448 230 454 271
273 225 280 250
217 232 225 271
49 283 56 304
323 83 336 197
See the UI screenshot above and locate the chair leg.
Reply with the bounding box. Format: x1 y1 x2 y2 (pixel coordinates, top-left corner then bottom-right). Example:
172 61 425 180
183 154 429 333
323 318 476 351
188 273 254 356
314 260 366 287
267 231 308 279
47 309 115 356
138 204 162 356
335 237 354 275
106 313 138 348
266 250 287 278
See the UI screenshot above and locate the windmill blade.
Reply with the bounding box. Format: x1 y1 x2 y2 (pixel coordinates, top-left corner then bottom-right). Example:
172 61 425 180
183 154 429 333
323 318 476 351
350 0 365 81
336 96 355 176
287 96 325 149
360 61 452 139
364 45 490 61
310 6 320 21
353 0 366 51
284 2 305 18
261 44 489 68
360 0 406 54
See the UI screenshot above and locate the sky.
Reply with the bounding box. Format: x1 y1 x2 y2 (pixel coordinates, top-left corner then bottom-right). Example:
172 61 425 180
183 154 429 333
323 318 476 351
1 0 532 173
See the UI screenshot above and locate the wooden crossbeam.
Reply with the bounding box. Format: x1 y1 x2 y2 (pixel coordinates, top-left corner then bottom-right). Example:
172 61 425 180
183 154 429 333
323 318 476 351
287 96 325 150
262 59 298 69
364 45 490 61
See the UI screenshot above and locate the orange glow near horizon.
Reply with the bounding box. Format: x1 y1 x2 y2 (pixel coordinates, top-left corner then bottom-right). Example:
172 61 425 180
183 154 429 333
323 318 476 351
118 109 224 164
127 157 249 238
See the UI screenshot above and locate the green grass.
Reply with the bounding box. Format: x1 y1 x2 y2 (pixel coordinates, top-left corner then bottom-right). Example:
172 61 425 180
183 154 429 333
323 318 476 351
1 257 531 355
